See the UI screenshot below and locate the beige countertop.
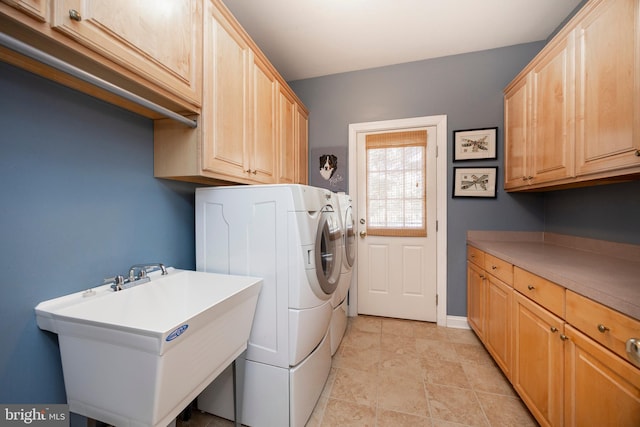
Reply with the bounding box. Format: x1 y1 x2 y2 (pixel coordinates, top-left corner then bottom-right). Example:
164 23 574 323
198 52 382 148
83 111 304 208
467 231 640 321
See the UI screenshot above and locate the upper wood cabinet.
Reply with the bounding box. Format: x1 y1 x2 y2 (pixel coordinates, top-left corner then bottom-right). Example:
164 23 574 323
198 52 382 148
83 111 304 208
297 105 309 184
0 0 203 115
504 34 575 191
200 3 254 182
278 86 297 184
504 75 530 189
575 0 640 176
1 0 47 21
50 0 202 108
250 53 278 183
154 0 308 186
504 0 640 191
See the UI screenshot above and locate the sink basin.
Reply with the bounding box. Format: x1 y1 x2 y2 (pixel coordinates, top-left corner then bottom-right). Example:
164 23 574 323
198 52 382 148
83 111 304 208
35 268 262 427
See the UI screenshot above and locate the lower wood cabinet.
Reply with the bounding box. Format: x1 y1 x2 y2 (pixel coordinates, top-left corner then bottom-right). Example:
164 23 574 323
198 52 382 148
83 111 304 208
512 291 565 427
467 244 640 426
564 325 640 427
485 274 512 379
466 260 486 340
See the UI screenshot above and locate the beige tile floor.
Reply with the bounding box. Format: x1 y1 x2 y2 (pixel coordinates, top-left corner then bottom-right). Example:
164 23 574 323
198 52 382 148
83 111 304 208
179 315 538 427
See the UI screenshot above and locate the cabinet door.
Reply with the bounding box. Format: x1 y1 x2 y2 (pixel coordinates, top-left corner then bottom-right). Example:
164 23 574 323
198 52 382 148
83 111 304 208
2 0 47 21
513 292 564 427
467 261 486 339
296 106 309 184
277 87 296 184
504 75 530 189
51 0 202 106
564 325 640 427
202 6 249 179
485 275 512 379
250 54 277 183
530 33 575 185
575 0 640 175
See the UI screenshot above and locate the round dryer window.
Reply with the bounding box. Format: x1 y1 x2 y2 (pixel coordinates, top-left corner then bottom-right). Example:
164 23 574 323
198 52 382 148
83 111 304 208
314 210 343 295
343 206 356 268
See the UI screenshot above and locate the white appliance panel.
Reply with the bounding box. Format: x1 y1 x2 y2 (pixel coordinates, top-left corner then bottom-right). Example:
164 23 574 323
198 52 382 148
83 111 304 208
288 301 332 366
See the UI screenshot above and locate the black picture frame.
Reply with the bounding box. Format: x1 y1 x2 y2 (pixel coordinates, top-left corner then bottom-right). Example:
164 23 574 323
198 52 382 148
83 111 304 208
452 167 498 198
453 127 498 161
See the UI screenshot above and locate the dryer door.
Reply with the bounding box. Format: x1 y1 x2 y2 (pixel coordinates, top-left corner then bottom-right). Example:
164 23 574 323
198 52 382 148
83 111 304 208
314 209 342 295
343 205 356 269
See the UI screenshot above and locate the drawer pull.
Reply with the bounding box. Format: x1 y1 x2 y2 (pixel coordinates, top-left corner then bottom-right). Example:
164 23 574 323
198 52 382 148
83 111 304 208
491 265 497 270
550 327 558 333
597 324 610 333
527 285 535 290
560 334 569 341
626 338 640 368
69 9 82 21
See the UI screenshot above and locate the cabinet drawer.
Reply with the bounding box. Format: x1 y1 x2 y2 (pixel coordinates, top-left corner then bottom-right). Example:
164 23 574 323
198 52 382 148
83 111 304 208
484 254 513 285
514 267 564 317
566 290 640 365
467 245 485 267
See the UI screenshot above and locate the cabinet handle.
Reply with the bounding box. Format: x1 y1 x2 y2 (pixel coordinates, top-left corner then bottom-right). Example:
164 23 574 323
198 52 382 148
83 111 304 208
560 334 569 341
597 324 610 333
550 326 558 333
491 265 497 270
527 285 535 290
626 338 640 368
69 9 82 21
635 150 640 157
479 274 485 279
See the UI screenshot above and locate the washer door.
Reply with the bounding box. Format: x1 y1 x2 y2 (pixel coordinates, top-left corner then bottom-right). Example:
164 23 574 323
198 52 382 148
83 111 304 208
314 209 342 295
343 205 356 268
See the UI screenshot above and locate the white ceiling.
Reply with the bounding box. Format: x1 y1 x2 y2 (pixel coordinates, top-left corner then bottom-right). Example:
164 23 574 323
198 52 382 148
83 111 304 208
222 0 583 81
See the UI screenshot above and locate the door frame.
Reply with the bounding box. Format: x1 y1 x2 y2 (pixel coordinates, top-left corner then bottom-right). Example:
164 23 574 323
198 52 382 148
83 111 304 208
347 115 448 326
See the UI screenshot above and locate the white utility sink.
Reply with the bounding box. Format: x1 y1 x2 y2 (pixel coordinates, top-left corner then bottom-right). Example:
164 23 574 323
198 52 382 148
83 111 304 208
35 268 262 427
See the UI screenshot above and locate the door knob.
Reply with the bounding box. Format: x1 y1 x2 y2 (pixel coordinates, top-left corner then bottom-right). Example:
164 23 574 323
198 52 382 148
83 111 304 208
359 231 367 238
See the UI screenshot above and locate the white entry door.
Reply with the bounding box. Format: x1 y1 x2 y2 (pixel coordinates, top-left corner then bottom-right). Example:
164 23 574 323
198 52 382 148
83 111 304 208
350 117 445 322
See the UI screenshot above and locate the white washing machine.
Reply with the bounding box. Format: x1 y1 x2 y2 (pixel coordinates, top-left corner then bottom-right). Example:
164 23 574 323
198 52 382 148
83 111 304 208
329 192 356 355
194 184 343 427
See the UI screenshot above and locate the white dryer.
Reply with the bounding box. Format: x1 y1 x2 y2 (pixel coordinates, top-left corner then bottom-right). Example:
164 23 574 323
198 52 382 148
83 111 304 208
194 184 342 427
330 192 356 355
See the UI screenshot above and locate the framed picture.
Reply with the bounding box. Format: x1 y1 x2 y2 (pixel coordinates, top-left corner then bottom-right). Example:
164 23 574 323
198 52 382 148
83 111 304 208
452 167 498 198
453 127 497 161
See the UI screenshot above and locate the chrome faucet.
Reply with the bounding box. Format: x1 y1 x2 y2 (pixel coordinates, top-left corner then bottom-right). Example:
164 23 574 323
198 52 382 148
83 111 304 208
105 263 168 291
128 263 168 281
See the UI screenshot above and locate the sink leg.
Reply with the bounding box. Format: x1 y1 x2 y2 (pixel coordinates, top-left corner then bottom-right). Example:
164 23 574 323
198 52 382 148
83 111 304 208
233 360 239 427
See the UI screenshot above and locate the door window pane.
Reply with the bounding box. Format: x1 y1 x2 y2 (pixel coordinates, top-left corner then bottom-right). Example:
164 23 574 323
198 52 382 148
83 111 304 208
365 130 427 237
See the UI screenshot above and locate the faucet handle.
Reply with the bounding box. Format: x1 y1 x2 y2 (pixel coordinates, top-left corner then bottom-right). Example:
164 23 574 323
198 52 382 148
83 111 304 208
104 275 126 291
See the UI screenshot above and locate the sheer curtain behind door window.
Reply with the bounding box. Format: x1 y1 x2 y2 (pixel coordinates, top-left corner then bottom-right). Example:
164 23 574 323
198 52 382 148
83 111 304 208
366 130 427 237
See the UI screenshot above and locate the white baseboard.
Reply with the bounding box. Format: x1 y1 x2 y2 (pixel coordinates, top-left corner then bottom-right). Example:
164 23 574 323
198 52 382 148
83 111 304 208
446 315 470 329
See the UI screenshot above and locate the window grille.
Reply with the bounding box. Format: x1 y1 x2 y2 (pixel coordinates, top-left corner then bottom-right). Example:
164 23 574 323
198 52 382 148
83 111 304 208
365 130 427 237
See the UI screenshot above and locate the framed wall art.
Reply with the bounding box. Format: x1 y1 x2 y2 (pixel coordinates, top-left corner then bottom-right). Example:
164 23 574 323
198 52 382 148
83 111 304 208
453 127 497 161
452 167 498 198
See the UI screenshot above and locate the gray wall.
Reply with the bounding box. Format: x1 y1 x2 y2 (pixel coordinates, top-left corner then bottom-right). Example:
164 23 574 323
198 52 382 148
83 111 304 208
544 181 640 245
0 62 199 412
290 43 548 317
